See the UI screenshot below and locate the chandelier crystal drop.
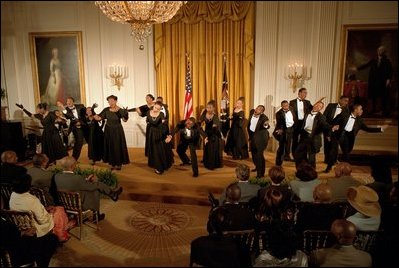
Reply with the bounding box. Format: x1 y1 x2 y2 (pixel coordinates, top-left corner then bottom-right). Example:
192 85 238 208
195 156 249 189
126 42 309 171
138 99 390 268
95 1 186 44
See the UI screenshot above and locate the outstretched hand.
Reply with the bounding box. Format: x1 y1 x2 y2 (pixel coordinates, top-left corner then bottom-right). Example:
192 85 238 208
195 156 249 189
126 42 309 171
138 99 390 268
204 137 209 145
15 103 24 109
92 103 98 109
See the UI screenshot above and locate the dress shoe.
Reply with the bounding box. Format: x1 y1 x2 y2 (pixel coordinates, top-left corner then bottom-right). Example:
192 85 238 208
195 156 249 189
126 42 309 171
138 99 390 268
180 162 191 166
97 212 105 221
110 187 123 201
284 157 294 162
115 165 121 170
193 173 199 177
251 168 257 172
155 169 164 175
324 166 332 173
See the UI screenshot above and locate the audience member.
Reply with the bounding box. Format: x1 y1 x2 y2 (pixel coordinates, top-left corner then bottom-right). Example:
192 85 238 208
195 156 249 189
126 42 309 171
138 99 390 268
327 162 361 201
313 183 332 203
367 155 393 206
253 220 308 267
9 173 70 242
258 166 298 212
219 164 260 204
27 153 56 205
54 156 123 221
208 183 255 233
309 219 372 267
0 198 58 267
190 207 251 267
289 162 320 202
346 185 381 231
0 150 27 184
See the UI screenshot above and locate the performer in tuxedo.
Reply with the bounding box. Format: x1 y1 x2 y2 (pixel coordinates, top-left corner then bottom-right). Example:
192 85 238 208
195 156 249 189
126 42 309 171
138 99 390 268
333 104 385 163
57 97 87 160
167 117 205 177
247 105 270 178
323 96 349 173
274 100 296 166
290 88 313 157
294 102 337 169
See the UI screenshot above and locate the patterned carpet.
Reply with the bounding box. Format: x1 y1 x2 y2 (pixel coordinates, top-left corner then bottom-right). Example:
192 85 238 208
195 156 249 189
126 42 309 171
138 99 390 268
50 199 210 267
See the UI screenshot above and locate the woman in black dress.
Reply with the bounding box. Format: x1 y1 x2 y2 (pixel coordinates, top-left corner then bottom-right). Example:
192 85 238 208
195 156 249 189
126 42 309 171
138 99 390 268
198 100 223 170
17 103 68 164
85 104 104 165
225 97 249 160
94 95 129 170
146 101 174 174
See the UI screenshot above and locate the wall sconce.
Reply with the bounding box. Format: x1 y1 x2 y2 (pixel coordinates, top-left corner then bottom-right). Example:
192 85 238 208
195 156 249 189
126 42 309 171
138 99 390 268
106 64 128 90
284 63 311 92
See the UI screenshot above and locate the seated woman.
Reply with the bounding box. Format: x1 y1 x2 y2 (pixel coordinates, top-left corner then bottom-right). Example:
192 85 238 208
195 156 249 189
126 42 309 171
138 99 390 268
289 162 320 202
253 219 308 267
9 173 72 242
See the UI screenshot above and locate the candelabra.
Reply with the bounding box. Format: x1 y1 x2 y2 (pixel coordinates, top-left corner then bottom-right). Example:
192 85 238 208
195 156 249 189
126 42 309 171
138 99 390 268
284 63 311 92
107 65 128 90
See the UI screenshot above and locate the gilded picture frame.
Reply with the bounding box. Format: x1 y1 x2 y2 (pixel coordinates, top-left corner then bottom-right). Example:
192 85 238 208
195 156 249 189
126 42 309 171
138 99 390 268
338 24 397 119
29 31 85 109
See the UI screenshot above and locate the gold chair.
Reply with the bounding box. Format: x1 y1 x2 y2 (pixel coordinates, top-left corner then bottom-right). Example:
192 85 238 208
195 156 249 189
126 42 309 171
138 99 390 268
0 209 35 232
223 229 256 253
29 187 49 207
302 230 336 255
0 183 13 209
57 190 98 240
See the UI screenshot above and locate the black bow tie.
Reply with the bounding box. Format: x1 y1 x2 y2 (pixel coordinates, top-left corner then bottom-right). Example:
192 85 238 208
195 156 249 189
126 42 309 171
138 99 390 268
70 107 76 110
337 105 341 109
284 110 289 113
298 99 302 102
350 116 356 119
311 112 317 116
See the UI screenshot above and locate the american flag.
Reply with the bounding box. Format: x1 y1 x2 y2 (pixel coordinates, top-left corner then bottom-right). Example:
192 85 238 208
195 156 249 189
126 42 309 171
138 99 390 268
183 58 193 119
220 57 230 137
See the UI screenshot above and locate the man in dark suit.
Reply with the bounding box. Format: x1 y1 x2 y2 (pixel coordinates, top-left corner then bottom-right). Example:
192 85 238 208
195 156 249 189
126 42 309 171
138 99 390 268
294 102 337 168
333 104 385 163
323 96 349 172
167 117 205 177
57 97 87 160
290 88 313 157
247 105 270 178
0 150 27 185
274 100 296 166
54 156 122 221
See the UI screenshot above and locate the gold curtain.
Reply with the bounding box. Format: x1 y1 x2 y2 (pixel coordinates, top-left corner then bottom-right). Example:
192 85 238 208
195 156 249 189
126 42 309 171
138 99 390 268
154 1 255 128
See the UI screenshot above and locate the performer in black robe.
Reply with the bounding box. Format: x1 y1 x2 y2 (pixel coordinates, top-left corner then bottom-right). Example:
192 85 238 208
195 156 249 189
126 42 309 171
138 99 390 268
146 101 174 174
198 100 223 170
94 95 129 170
225 97 249 160
85 104 104 165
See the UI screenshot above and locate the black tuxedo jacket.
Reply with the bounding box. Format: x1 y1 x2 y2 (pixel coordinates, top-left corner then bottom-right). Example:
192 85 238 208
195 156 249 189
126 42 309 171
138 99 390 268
323 103 349 124
170 120 204 144
301 112 331 152
274 108 296 140
247 109 270 151
333 113 382 138
64 104 86 128
289 98 312 123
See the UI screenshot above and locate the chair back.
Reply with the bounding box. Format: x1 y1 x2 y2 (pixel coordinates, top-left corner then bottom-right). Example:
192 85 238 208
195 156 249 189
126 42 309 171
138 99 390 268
0 209 35 231
0 183 13 209
223 229 256 252
302 230 336 255
30 187 49 207
354 230 384 254
207 192 218 208
57 190 82 212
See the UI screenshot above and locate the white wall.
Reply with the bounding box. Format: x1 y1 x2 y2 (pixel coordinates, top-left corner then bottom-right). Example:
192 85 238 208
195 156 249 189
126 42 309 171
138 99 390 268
254 1 398 151
1 1 155 147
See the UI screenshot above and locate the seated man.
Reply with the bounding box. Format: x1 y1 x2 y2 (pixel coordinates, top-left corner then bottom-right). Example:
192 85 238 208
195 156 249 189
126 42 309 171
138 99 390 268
327 162 361 201
190 207 251 267
208 183 256 233
54 156 123 221
27 153 56 205
0 150 27 184
309 219 372 267
219 164 260 205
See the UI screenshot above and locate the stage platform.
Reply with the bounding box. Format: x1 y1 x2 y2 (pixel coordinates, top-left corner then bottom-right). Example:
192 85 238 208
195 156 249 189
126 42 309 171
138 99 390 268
71 146 397 206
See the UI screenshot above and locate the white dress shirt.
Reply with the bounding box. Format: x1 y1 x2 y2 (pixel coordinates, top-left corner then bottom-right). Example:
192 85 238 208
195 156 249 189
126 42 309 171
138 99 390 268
10 192 54 237
160 106 166 117
344 114 356 132
297 98 305 120
333 104 343 119
185 128 191 137
250 115 259 132
63 106 79 119
284 110 294 128
304 112 317 134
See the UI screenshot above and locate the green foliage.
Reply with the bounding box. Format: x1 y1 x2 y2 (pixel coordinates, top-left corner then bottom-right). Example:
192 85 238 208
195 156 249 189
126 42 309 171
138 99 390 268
248 176 270 188
50 165 118 188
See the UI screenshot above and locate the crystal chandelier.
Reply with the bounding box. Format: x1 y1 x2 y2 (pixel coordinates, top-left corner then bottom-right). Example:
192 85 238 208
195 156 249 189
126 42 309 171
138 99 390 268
95 1 186 44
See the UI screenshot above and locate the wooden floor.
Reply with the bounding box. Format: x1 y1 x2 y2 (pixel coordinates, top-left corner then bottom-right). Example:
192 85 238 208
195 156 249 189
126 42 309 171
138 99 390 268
70 146 398 206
